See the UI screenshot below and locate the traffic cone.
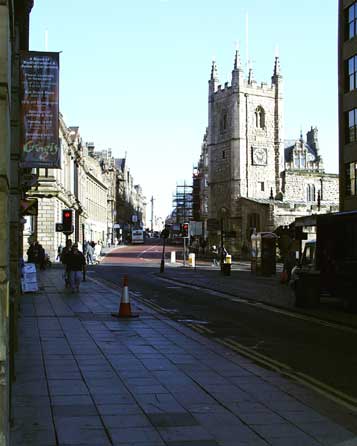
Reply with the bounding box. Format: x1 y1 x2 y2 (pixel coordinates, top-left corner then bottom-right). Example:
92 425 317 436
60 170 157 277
112 275 139 318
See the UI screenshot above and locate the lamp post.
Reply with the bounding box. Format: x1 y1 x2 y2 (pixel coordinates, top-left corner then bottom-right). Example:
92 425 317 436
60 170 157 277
82 223 86 281
160 227 169 273
219 207 228 272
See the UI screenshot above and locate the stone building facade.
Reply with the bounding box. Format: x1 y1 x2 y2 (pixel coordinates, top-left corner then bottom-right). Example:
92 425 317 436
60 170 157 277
195 130 209 232
24 118 111 260
114 158 146 240
0 1 34 444
24 116 82 259
202 51 339 254
81 144 108 245
25 131 147 259
93 149 117 245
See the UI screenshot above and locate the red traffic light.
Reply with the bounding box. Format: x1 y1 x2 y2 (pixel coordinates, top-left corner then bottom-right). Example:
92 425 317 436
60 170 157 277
62 209 73 233
182 222 189 237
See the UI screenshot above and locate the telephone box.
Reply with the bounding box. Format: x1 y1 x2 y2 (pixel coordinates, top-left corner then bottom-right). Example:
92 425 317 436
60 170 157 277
251 232 278 276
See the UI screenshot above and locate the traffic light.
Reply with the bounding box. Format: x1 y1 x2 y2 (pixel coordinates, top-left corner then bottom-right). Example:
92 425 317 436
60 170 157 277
182 222 189 238
62 209 73 233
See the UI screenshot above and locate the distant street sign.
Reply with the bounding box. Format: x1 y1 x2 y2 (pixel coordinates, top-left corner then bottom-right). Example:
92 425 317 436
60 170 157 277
132 215 138 223
113 223 120 229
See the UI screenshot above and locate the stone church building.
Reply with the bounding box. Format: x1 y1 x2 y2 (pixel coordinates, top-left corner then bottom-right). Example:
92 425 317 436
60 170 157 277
203 50 338 255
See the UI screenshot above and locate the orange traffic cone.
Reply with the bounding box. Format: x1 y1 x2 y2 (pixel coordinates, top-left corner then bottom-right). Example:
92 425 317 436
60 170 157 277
112 275 139 318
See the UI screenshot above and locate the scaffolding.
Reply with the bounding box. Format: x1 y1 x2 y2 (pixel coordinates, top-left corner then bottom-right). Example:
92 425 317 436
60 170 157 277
172 182 193 224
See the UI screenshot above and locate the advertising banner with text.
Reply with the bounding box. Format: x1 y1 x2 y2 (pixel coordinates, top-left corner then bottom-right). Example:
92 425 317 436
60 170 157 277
20 51 60 168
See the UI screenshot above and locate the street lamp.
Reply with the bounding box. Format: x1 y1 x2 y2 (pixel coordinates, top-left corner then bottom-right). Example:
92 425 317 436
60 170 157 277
219 207 228 271
159 227 170 273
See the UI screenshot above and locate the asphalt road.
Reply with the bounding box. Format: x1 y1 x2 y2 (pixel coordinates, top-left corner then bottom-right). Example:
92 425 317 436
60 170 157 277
92 242 357 407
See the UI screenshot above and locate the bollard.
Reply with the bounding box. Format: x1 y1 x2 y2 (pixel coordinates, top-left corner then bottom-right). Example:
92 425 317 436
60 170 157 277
170 251 176 263
188 253 195 268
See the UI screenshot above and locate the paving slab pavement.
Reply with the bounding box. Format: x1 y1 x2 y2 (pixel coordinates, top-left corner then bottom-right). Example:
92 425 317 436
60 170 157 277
10 267 357 446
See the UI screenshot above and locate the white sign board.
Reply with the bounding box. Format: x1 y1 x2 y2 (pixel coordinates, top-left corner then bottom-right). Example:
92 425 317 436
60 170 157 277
190 221 203 236
21 263 38 293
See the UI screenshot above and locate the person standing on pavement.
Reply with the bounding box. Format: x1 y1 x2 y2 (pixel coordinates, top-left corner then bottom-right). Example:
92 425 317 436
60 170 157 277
210 245 219 267
56 243 63 262
60 239 72 287
94 241 102 263
37 244 46 270
86 242 94 265
27 241 38 263
66 243 86 293
83 240 89 259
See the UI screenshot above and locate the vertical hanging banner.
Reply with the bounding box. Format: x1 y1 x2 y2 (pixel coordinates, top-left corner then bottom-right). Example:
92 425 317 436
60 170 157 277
19 51 60 168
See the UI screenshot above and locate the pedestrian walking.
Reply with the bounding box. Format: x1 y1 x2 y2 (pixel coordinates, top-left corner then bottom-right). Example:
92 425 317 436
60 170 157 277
27 241 38 264
60 239 72 288
210 245 219 267
86 242 94 265
56 244 63 262
219 246 228 264
37 244 46 270
94 241 102 263
283 250 297 282
66 243 86 293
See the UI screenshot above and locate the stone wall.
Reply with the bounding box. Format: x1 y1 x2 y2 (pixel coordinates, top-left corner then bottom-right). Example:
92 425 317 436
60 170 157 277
282 171 339 203
0 4 11 444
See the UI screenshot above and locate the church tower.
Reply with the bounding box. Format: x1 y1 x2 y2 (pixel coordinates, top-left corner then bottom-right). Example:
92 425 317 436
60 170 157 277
207 51 284 246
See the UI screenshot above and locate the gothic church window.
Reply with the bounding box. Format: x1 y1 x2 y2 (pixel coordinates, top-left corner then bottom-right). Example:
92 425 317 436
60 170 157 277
300 154 306 168
220 112 228 133
306 184 316 202
222 150 226 159
255 106 265 128
223 114 227 130
294 152 307 169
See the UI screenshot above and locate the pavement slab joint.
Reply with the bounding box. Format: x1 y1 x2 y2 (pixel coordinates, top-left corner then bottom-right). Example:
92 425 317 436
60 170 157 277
10 268 357 446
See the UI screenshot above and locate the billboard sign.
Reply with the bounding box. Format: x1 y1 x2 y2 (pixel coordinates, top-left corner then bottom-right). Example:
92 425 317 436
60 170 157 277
20 51 60 168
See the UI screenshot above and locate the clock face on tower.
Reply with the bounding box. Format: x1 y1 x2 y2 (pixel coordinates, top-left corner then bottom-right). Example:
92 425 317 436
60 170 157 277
252 147 267 165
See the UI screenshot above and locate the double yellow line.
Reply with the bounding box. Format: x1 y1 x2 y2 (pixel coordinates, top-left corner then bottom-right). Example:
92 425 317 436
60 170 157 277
214 336 357 413
90 276 357 413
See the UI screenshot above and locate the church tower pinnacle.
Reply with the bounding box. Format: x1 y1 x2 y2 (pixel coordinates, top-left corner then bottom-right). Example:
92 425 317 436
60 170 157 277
232 47 243 88
209 60 219 95
272 56 282 84
248 61 254 84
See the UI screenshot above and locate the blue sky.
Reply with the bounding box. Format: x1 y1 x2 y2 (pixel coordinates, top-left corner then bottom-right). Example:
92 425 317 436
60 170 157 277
30 0 338 222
